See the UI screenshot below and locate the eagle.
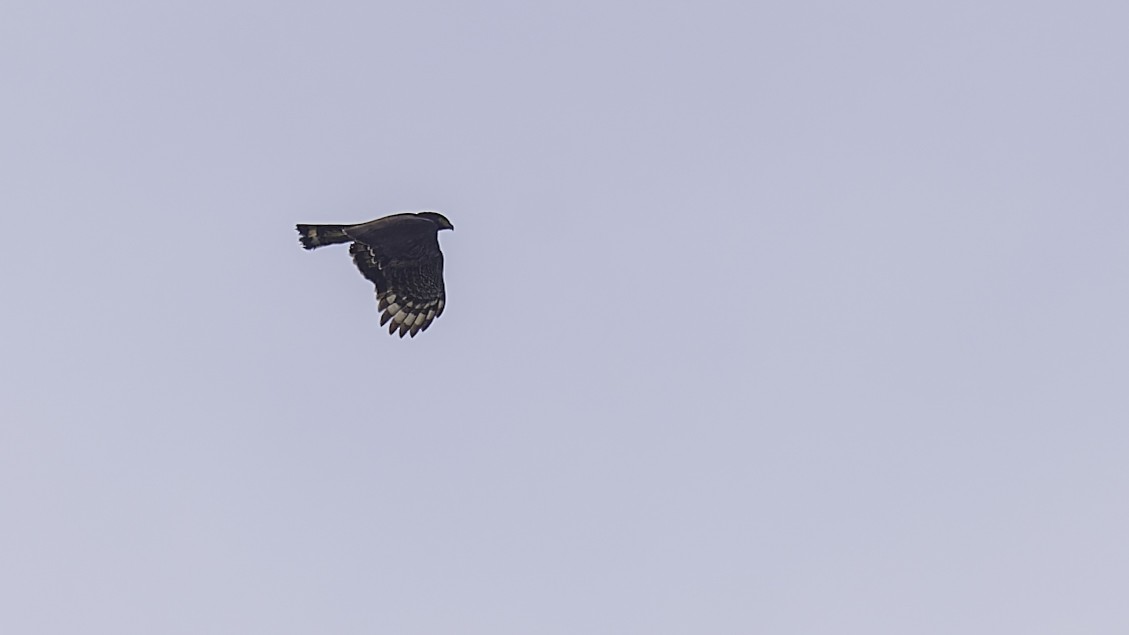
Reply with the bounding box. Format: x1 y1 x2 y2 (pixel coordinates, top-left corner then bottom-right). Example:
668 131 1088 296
296 211 454 337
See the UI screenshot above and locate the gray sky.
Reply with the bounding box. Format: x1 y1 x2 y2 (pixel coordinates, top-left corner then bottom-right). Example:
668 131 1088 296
2 1 1128 633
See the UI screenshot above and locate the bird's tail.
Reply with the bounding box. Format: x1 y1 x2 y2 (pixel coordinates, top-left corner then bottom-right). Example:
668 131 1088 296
296 224 351 250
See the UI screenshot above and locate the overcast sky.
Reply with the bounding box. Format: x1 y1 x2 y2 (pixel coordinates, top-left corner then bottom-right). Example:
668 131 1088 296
2 1 1128 633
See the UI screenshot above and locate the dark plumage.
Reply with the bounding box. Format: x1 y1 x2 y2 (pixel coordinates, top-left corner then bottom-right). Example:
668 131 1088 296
296 211 454 337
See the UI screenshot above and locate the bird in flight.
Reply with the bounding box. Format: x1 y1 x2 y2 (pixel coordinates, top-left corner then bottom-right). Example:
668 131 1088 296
296 211 454 337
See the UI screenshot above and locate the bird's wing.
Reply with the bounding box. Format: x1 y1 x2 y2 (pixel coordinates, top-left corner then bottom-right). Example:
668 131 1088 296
350 241 446 337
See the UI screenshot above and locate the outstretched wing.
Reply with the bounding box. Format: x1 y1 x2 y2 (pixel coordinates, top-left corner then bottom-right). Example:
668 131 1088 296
350 242 446 337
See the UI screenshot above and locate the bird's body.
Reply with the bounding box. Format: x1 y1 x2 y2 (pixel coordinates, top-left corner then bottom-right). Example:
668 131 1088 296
296 211 454 337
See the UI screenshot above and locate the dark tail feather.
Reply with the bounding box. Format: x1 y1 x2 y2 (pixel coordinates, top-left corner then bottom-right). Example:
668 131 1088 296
296 224 351 250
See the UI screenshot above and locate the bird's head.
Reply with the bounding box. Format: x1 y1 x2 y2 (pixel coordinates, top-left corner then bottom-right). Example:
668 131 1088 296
418 211 454 231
